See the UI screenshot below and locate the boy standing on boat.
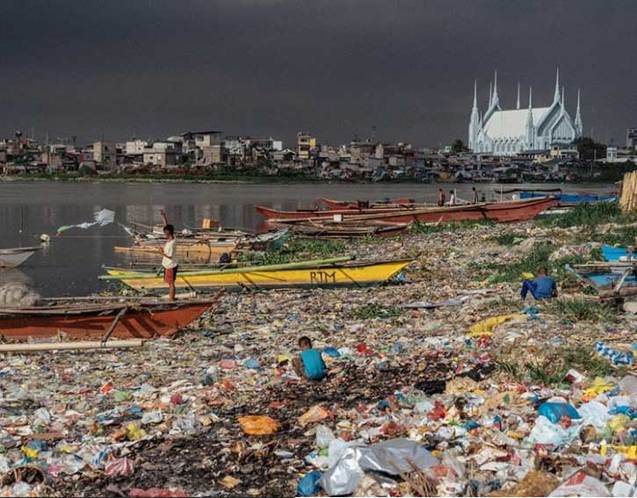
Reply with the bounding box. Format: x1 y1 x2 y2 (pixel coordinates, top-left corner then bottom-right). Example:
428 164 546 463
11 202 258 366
158 209 178 301
437 188 445 207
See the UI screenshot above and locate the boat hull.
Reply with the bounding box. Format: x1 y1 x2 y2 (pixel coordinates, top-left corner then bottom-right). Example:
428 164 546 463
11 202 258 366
0 247 39 268
278 197 557 224
114 240 237 262
0 301 214 340
256 205 403 220
108 259 411 291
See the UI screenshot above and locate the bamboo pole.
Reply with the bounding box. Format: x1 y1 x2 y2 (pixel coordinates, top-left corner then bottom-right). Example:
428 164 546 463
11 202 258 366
0 340 144 353
99 256 355 281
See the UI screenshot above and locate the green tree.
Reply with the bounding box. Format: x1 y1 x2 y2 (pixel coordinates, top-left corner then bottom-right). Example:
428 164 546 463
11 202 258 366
451 139 466 154
572 137 607 161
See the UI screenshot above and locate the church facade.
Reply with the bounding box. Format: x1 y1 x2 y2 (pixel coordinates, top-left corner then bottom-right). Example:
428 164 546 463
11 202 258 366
468 70 583 156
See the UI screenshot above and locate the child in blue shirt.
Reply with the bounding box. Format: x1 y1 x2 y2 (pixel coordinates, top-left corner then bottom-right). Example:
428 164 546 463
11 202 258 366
293 336 327 381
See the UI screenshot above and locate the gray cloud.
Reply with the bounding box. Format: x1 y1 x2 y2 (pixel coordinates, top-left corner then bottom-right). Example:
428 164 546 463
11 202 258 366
0 0 635 146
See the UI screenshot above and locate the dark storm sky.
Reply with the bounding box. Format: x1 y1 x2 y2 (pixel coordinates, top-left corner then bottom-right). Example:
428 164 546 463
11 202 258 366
1 0 635 147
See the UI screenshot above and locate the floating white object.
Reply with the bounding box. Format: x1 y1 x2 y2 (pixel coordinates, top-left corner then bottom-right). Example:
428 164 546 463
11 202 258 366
57 209 115 234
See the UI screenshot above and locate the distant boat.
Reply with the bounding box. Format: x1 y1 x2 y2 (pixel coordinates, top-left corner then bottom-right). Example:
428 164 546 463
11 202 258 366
265 197 557 225
318 197 417 210
518 190 617 206
282 220 410 239
101 257 412 291
0 246 41 268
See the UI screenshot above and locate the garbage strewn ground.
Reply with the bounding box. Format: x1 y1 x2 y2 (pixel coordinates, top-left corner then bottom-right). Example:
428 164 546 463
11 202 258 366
4 208 637 497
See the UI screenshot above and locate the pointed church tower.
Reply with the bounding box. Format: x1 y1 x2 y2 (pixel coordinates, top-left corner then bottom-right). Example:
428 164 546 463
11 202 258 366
516 82 521 109
575 89 583 136
468 80 481 149
491 70 500 109
553 67 560 104
526 87 535 149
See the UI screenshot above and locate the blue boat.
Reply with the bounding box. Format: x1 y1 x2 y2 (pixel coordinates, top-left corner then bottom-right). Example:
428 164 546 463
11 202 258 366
519 191 617 205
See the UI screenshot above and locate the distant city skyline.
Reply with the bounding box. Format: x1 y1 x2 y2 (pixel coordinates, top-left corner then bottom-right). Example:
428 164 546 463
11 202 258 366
0 0 635 147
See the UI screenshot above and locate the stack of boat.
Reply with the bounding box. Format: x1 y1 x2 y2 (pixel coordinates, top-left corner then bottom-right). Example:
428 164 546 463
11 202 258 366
114 226 290 263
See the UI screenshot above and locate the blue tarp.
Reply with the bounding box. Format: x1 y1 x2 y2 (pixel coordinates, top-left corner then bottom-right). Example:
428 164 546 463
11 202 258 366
602 245 630 262
520 191 617 204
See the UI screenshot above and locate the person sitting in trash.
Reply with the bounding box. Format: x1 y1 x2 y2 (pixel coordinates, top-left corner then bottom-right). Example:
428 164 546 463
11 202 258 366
521 266 558 301
293 336 327 381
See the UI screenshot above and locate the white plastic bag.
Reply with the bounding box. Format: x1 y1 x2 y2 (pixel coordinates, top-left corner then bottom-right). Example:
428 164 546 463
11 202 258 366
315 424 335 449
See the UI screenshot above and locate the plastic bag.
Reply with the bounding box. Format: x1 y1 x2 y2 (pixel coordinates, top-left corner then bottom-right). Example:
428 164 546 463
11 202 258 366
320 447 365 496
527 416 581 447
358 438 438 475
297 470 322 497
578 401 610 430
299 405 330 427
238 415 279 435
537 402 581 424
315 424 335 449
549 470 610 497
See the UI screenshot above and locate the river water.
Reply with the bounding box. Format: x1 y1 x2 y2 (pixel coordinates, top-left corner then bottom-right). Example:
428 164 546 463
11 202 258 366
0 181 615 296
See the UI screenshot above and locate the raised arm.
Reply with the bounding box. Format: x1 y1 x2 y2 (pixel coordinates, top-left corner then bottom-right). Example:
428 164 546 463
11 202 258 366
160 208 169 226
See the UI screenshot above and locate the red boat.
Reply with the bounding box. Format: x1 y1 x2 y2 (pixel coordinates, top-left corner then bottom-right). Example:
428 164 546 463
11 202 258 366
268 197 557 225
318 197 417 210
0 296 220 340
256 205 411 220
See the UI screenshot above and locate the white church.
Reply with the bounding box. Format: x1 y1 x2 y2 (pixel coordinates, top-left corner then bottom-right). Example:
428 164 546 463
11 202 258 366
468 69 583 156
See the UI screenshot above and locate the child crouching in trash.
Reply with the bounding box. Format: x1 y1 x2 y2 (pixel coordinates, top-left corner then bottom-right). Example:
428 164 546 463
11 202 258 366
293 336 327 381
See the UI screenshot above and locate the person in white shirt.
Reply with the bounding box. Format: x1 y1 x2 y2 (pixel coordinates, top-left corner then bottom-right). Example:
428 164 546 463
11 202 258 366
157 210 178 301
448 190 456 206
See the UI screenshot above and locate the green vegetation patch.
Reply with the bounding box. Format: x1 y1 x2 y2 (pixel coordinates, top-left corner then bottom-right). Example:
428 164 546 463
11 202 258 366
542 297 615 323
352 303 403 320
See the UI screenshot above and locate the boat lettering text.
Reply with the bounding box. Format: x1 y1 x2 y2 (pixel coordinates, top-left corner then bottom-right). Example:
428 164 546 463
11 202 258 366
309 271 336 284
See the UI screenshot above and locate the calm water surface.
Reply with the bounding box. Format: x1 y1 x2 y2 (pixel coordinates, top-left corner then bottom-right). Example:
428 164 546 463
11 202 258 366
0 181 615 296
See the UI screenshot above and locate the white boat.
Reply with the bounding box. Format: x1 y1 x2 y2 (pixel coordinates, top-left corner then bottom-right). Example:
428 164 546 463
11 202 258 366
0 246 41 268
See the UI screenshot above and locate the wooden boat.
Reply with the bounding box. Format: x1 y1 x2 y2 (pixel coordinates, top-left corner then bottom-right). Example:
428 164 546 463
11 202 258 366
101 257 412 291
256 205 405 220
0 246 41 268
269 197 557 225
0 295 220 340
114 239 238 262
286 221 410 239
319 197 416 209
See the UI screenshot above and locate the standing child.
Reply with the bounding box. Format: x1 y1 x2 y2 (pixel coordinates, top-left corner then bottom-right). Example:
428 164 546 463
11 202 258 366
293 336 327 381
437 188 446 207
157 209 178 301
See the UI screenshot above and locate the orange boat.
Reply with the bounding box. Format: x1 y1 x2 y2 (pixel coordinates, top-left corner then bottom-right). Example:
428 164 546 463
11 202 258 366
318 197 417 209
268 197 557 225
0 296 220 340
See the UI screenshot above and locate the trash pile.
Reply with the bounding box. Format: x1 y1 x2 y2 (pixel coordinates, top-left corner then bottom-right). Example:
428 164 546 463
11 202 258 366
2 220 637 496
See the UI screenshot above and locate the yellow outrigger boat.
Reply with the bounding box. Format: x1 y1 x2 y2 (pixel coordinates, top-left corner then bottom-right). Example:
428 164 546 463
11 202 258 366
100 257 412 291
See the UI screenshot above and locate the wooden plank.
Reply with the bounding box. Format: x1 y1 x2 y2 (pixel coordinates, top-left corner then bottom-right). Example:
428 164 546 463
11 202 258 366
0 340 144 353
100 307 128 343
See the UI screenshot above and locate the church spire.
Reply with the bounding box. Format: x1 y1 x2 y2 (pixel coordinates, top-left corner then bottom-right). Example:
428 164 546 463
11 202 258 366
561 86 565 108
575 89 583 136
468 80 481 150
491 70 499 108
526 86 535 148
516 82 521 109
553 67 560 104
